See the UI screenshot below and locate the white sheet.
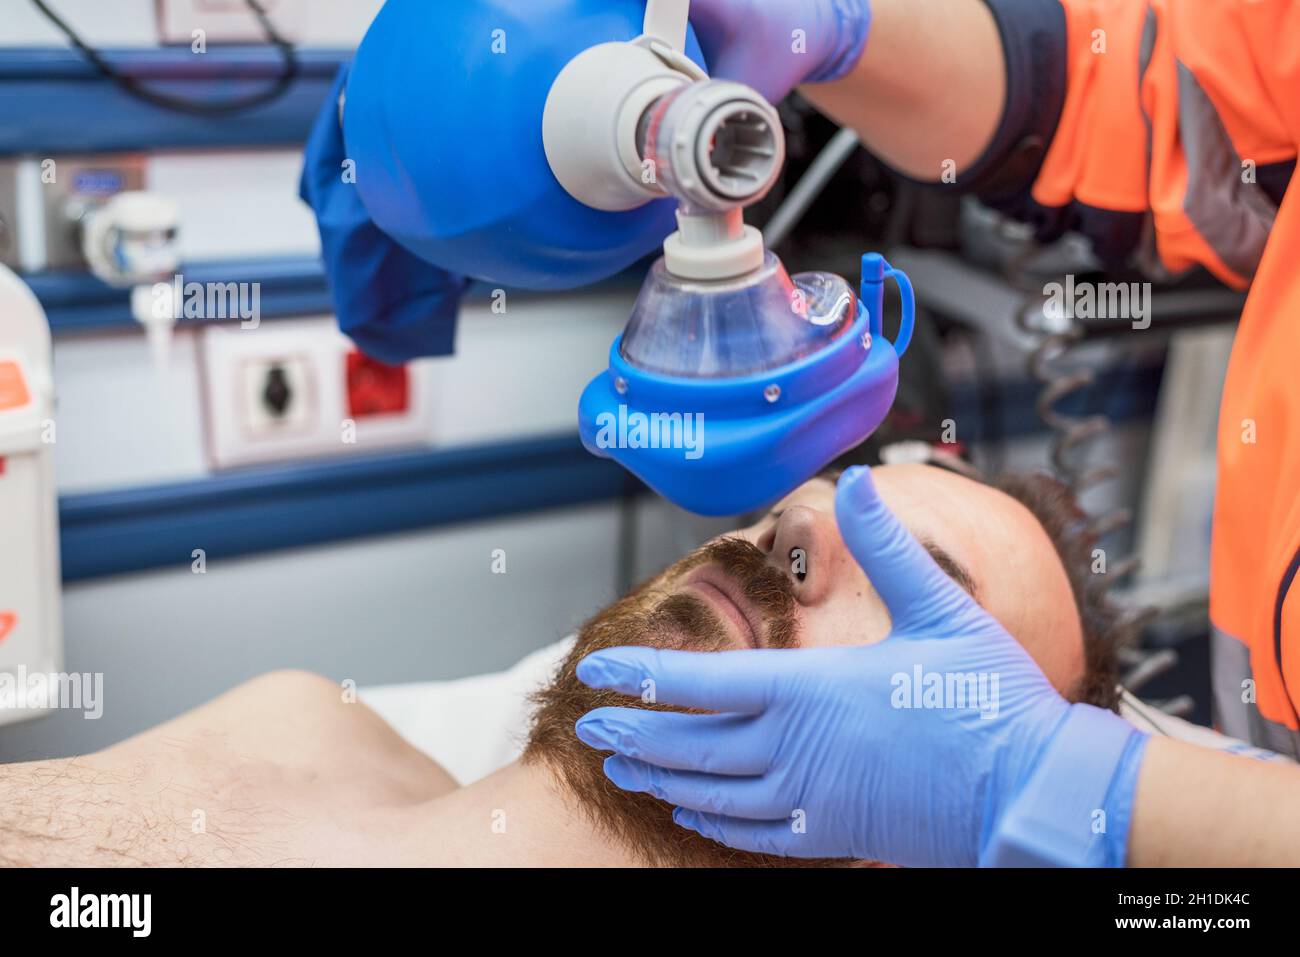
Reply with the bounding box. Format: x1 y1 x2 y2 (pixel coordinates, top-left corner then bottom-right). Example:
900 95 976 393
360 637 575 785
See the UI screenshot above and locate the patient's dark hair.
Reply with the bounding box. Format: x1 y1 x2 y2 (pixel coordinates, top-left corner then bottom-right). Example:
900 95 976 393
990 471 1135 711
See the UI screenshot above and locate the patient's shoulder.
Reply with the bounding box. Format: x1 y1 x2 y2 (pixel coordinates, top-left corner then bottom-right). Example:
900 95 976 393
1 671 460 866
113 670 461 801
161 669 376 736
244 668 340 695
228 669 356 720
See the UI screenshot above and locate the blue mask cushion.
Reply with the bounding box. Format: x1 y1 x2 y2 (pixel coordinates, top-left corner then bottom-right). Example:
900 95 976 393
580 253 915 516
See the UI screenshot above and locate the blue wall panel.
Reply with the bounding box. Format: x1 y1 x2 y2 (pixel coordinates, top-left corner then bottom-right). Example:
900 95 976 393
58 435 645 582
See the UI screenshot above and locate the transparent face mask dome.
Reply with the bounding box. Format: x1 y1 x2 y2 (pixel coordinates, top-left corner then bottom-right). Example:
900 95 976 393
619 252 856 379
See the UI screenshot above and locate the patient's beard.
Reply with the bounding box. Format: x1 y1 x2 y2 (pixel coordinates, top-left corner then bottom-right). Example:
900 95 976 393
524 537 849 868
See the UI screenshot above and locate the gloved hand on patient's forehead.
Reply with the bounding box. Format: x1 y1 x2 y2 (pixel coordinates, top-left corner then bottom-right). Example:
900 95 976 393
689 0 874 104
574 467 1148 867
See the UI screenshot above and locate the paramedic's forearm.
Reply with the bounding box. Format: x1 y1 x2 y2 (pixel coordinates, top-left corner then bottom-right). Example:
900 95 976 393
1129 737 1300 866
799 0 1005 180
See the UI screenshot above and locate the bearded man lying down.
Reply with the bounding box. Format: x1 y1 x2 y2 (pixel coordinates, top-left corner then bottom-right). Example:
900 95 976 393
0 465 1131 867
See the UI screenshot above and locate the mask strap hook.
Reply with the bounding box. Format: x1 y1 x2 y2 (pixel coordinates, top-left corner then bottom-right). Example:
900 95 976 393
883 263 916 357
861 254 916 358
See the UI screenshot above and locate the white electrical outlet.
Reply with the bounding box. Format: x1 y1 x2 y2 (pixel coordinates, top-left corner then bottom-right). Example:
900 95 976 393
157 0 307 45
240 353 315 438
200 318 439 470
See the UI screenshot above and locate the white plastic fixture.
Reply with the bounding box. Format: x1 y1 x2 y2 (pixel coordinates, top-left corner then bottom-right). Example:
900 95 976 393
542 0 784 283
81 191 183 376
155 0 308 45
0 265 63 727
81 191 181 286
199 319 439 470
542 0 707 212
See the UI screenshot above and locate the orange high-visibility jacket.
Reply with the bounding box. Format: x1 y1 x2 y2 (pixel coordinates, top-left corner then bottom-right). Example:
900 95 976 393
969 0 1300 754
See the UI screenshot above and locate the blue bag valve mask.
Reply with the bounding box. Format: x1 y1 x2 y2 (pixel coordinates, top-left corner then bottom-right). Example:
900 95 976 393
304 0 712 360
570 40 916 516
580 250 915 516
338 0 709 292
309 0 913 513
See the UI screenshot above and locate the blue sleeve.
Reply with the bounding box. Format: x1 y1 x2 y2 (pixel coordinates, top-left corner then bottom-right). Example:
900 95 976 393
299 65 469 365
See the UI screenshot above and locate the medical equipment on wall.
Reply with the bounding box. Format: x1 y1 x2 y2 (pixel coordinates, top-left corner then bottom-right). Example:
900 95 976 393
0 264 63 726
340 0 916 515
79 190 182 374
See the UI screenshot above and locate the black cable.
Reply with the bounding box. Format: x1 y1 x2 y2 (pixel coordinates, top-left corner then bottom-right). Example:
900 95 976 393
30 0 299 117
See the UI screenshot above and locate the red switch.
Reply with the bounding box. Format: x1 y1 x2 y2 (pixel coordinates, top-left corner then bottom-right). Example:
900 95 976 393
346 351 410 418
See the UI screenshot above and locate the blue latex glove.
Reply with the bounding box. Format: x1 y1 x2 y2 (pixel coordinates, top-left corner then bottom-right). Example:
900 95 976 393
575 466 1150 866
690 0 873 104
300 65 470 365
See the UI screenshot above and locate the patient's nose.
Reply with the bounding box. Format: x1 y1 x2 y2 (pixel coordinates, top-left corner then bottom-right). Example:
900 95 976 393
764 505 840 606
